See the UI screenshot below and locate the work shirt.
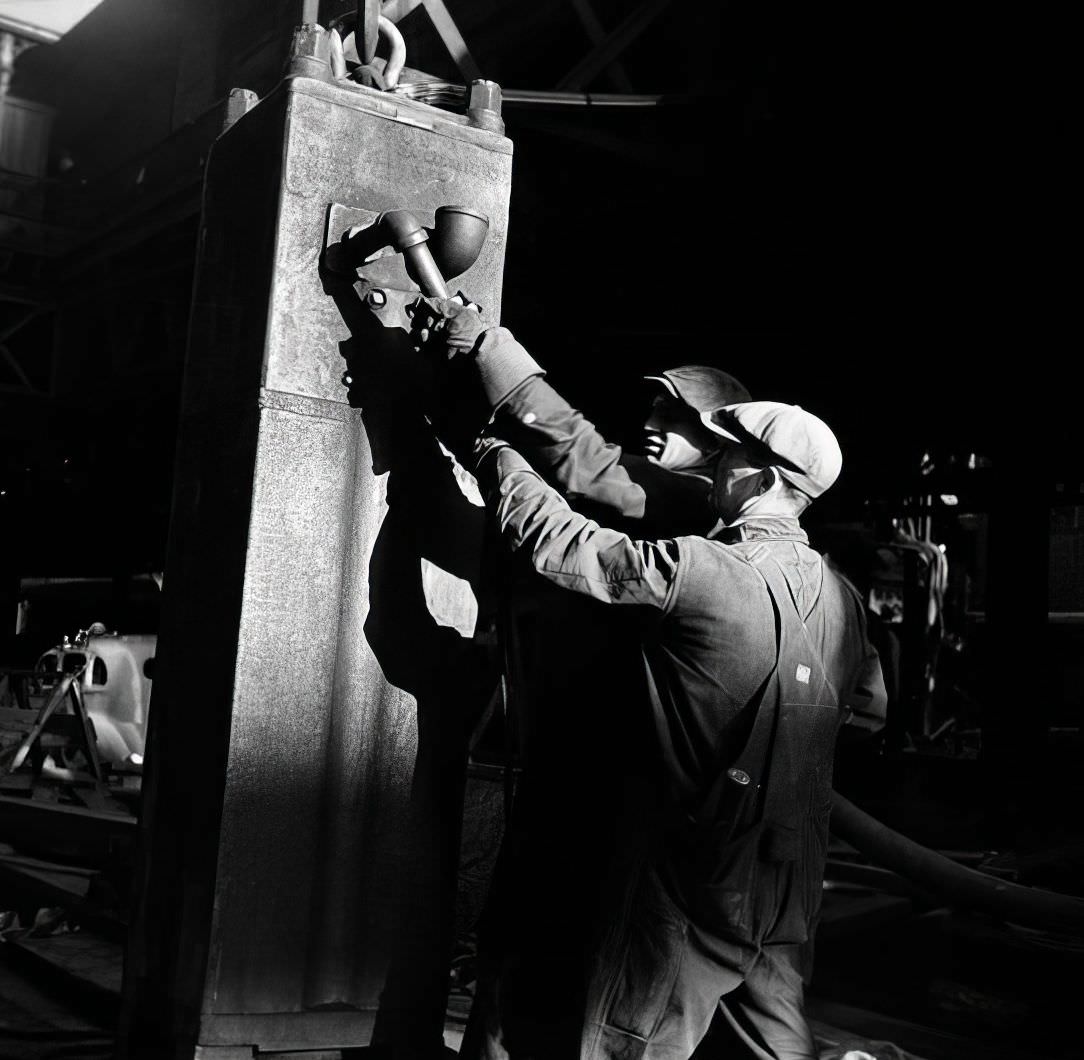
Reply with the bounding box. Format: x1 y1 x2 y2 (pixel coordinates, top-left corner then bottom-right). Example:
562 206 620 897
478 443 886 808
464 326 885 733
457 335 886 1050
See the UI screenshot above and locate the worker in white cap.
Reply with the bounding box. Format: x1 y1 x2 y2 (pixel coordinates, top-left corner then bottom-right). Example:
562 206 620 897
402 297 884 1058
450 394 885 1059
700 401 844 535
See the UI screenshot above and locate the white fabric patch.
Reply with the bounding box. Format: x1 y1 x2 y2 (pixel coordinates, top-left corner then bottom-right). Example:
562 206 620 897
796 664 811 684
434 439 485 507
522 412 538 424
421 558 478 638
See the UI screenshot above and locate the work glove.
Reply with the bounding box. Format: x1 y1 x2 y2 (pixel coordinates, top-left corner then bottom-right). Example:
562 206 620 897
470 435 509 473
399 292 491 466
406 292 488 360
437 435 509 500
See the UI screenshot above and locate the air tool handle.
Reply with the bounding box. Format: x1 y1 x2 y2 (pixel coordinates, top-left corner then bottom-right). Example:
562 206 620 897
378 210 449 298
329 205 488 299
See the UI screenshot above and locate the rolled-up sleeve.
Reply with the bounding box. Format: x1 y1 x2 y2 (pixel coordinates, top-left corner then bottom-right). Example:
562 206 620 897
482 445 678 609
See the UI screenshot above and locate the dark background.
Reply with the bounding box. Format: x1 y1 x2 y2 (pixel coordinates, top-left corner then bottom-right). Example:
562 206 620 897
3 0 1071 585
0 4 1080 1056
0 0 1076 842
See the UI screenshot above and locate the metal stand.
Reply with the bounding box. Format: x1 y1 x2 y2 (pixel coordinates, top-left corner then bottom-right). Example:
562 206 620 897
0 667 106 804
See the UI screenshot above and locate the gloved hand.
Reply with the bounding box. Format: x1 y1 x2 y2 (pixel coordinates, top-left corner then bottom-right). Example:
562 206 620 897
471 435 509 470
460 436 511 495
394 292 488 465
406 292 488 360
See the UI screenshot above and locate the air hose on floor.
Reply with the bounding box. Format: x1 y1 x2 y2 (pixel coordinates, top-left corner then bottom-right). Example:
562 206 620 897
830 791 1084 936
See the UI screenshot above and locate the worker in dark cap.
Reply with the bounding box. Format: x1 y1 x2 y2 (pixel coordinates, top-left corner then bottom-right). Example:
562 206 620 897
401 297 752 1056
462 390 884 1058
642 365 751 469
409 296 748 537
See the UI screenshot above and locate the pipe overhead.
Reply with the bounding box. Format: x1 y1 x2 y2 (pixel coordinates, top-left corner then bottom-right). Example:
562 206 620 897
502 90 677 107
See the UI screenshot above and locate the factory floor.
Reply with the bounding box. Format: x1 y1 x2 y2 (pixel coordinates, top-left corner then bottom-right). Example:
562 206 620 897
3 746 1084 1060
1 886 1080 1060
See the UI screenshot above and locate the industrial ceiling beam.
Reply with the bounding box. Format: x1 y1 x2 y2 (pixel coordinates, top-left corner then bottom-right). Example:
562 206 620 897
0 344 34 391
382 0 482 82
556 0 674 91
567 0 635 92
0 17 60 47
0 305 40 343
0 280 53 307
0 305 47 394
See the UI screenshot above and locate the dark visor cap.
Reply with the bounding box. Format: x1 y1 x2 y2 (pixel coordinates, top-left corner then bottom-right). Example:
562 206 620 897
644 366 752 412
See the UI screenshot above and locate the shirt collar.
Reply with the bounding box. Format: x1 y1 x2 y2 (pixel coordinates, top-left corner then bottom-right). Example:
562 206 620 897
707 516 808 545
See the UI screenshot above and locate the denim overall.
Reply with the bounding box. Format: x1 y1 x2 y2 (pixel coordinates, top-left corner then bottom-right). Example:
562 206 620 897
583 543 844 1059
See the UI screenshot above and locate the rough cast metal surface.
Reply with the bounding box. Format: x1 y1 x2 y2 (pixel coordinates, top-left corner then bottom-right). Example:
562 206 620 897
269 78 511 403
121 73 511 1058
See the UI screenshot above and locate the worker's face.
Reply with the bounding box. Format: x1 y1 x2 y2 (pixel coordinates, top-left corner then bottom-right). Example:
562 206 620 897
711 444 773 524
642 394 718 471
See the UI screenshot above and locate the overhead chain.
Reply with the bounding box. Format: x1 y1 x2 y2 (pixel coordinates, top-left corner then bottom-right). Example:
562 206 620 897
328 9 406 91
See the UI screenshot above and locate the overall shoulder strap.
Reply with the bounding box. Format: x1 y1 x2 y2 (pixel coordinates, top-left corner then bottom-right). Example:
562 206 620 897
692 546 838 829
747 549 844 856
748 547 839 706
691 548 782 826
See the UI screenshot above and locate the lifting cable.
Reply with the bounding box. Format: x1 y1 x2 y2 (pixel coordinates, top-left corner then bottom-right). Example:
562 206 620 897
319 3 679 107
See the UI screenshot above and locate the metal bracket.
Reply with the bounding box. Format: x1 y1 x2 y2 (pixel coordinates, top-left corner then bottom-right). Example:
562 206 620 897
324 202 419 293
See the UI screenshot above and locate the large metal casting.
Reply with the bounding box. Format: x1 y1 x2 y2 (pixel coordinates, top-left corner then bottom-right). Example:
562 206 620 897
120 29 512 1059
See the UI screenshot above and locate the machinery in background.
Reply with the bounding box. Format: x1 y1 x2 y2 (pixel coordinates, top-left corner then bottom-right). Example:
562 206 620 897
32 626 155 766
0 623 151 820
2 572 163 787
866 520 952 750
